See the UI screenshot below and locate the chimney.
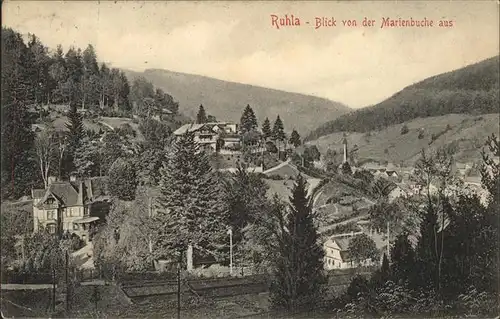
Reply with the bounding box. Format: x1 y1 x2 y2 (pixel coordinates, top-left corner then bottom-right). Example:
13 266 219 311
77 181 84 205
87 179 93 201
48 176 57 185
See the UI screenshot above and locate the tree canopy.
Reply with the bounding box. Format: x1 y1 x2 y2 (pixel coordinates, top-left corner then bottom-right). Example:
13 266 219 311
154 132 229 262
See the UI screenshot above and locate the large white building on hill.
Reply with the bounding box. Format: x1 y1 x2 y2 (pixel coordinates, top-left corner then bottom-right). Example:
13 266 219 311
173 122 239 152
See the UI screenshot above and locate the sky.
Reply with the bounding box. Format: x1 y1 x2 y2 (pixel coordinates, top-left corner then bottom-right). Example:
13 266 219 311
2 1 499 108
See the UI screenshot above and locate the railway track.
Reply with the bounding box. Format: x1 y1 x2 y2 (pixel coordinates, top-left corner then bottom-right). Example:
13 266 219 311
120 273 360 302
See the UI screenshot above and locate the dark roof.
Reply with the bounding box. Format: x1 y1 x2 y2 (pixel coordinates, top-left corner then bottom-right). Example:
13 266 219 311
334 237 352 251
39 182 79 206
339 251 350 262
32 189 46 199
35 177 109 207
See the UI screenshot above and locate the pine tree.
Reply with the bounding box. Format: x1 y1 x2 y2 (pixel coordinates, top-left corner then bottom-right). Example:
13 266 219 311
26 34 51 104
154 132 229 263
48 45 68 104
371 252 390 287
240 104 258 133
118 71 131 111
391 233 415 284
1 28 34 105
63 47 83 105
225 167 269 247
289 129 301 147
66 102 84 148
416 204 439 291
1 28 37 198
64 102 84 176
272 115 286 155
269 174 326 312
262 117 272 140
196 104 207 124
81 44 100 109
98 63 111 109
1 102 37 198
272 115 286 142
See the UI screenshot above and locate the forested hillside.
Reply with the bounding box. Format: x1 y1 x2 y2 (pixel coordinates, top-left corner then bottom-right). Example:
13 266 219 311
306 56 499 141
1 27 182 199
124 68 351 135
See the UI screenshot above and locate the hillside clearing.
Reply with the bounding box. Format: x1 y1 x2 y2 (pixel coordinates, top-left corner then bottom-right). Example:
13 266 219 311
309 113 499 165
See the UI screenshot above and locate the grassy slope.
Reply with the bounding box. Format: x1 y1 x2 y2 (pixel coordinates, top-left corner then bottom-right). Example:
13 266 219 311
309 113 500 166
264 179 296 203
124 69 351 135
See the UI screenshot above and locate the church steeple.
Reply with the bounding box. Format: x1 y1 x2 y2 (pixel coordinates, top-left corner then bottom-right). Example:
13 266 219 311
342 133 348 163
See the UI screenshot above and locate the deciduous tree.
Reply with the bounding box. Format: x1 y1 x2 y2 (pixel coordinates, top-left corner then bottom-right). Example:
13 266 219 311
108 158 138 201
35 129 57 188
348 233 379 266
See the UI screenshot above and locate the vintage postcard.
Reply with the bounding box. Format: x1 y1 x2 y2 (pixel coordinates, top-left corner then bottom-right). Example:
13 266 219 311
1 1 499 318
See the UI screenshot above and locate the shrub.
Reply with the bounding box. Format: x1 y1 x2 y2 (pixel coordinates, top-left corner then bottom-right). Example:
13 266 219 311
116 123 136 138
418 129 425 139
341 162 352 175
400 124 409 135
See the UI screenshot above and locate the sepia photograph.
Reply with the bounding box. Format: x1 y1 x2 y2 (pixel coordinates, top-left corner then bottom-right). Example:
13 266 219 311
1 1 499 318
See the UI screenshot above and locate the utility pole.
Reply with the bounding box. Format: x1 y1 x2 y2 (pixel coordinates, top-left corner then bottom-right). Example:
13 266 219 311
52 266 56 313
228 228 233 276
387 221 390 258
177 251 181 319
148 196 153 254
65 250 70 313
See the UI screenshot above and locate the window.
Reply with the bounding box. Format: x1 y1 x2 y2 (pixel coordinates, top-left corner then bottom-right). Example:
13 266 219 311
65 209 70 217
46 210 55 220
47 198 54 205
73 223 79 231
71 208 79 217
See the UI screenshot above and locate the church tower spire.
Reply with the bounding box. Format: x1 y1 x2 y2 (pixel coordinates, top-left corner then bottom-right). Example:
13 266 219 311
342 134 348 163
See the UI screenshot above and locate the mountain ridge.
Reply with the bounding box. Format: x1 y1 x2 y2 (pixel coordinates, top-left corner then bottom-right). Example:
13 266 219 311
123 68 351 135
305 56 500 142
